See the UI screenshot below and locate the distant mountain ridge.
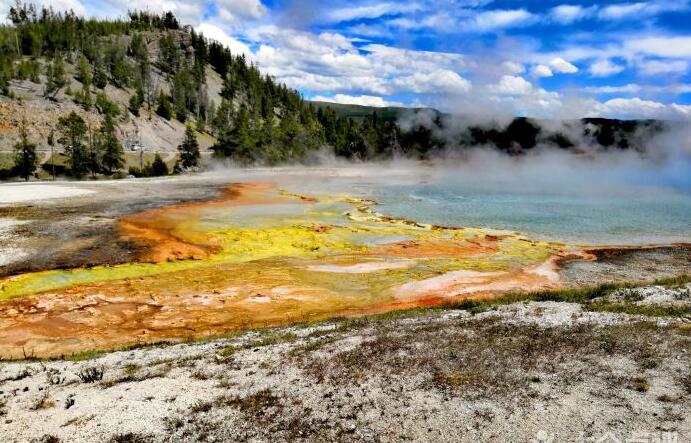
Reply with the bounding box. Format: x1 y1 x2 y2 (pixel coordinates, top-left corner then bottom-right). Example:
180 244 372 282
310 100 667 154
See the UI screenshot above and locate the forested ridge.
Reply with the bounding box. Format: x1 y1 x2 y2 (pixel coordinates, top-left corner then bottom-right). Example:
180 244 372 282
0 4 666 180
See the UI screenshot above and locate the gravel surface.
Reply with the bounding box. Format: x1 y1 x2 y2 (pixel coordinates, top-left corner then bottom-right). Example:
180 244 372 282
1 298 688 443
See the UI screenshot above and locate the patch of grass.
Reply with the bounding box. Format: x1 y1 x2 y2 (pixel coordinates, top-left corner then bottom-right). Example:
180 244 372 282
191 369 211 380
433 370 480 388
215 389 280 417
630 375 650 392
45 368 65 385
76 366 105 383
190 400 213 414
63 350 105 362
588 301 690 317
655 274 691 289
123 364 139 376
640 359 659 370
30 392 55 410
288 337 336 356
217 344 236 360
108 433 154 443
244 332 298 348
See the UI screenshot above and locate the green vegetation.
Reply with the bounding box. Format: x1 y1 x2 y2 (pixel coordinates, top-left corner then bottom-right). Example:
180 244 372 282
98 114 125 173
76 366 105 382
57 111 89 178
13 119 38 180
178 124 200 169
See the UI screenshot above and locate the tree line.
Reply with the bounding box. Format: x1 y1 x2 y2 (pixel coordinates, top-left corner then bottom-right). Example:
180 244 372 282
0 5 663 181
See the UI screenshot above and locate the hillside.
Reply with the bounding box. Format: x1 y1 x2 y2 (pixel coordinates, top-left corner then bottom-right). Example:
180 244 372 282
309 101 439 122
0 6 671 180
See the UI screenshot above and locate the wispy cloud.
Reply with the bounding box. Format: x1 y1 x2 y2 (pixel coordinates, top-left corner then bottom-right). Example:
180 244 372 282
323 2 422 23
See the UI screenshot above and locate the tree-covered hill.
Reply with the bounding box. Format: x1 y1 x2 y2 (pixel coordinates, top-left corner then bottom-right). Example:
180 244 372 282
0 4 669 180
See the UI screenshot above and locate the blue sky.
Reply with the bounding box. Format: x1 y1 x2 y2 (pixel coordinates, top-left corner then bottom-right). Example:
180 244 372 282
4 0 691 118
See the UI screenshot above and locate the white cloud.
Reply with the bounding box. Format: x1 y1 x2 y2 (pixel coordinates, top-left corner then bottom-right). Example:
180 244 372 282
549 57 578 74
595 97 667 118
598 0 688 20
589 59 625 77
216 0 267 20
583 84 642 94
196 23 252 56
502 61 525 74
467 9 536 32
531 65 553 78
491 75 533 95
639 59 689 75
0 0 86 17
242 26 470 99
310 94 404 107
585 83 691 95
324 3 421 23
550 4 595 23
626 37 691 58
392 70 472 94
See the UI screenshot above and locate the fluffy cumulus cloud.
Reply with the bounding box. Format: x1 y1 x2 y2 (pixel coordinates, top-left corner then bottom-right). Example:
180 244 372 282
531 65 553 78
593 97 691 119
196 23 252 55
492 76 533 95
464 9 536 32
549 57 578 74
589 59 625 77
242 26 472 101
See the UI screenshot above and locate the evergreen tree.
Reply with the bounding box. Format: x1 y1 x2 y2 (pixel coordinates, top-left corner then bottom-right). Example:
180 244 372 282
75 54 92 110
13 119 38 181
98 114 124 174
95 92 120 117
57 111 88 178
156 92 173 120
151 153 169 176
178 124 200 168
129 91 143 116
44 56 66 98
211 106 253 162
92 53 108 89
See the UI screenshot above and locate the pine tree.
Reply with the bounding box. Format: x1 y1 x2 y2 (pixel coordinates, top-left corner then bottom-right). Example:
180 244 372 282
98 114 124 174
44 56 66 98
13 119 37 181
92 53 108 89
156 92 173 120
212 106 253 162
151 153 169 176
75 54 92 110
178 124 200 168
57 111 88 178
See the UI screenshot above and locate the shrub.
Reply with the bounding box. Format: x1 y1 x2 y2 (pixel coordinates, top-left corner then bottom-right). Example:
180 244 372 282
77 366 105 383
